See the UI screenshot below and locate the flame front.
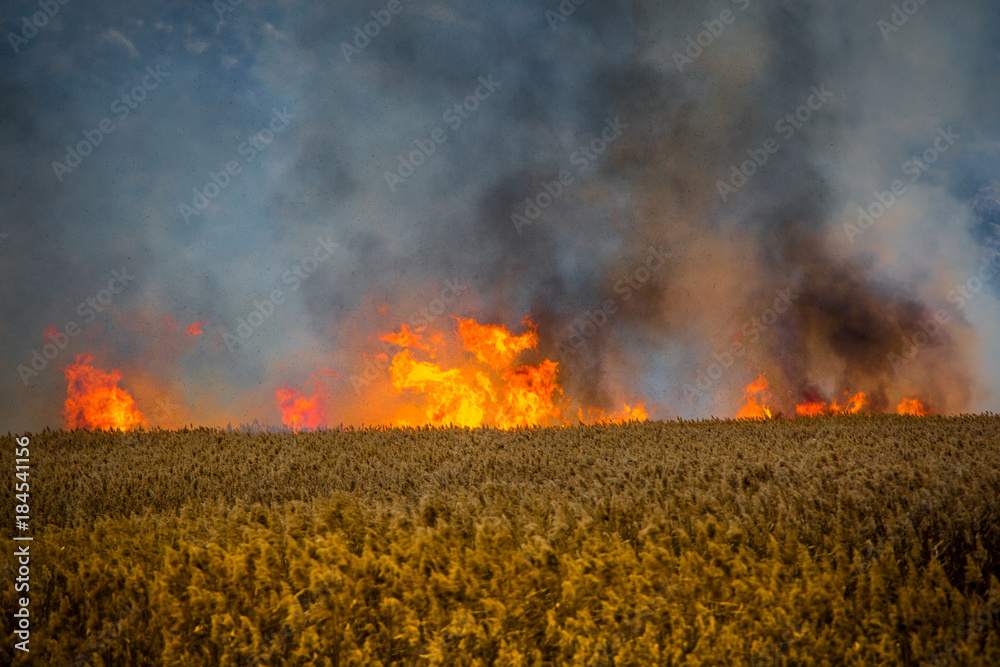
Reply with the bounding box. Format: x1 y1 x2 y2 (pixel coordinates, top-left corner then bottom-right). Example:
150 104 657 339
897 397 928 416
63 353 146 430
456 316 538 370
376 315 642 428
736 374 773 420
380 317 562 428
275 384 326 430
578 402 649 424
735 373 930 420
795 391 868 417
383 348 491 427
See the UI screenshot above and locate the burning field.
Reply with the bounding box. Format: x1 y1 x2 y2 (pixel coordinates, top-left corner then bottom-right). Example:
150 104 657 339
51 321 936 434
45 280 951 435
4 0 1000 664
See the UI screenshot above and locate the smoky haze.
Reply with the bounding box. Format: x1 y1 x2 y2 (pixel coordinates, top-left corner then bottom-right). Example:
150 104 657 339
1 0 998 430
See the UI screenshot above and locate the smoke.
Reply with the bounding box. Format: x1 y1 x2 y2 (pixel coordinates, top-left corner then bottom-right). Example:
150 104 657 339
1 0 999 430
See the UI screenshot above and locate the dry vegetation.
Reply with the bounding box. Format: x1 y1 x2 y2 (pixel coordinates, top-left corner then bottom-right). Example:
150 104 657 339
2 415 1000 665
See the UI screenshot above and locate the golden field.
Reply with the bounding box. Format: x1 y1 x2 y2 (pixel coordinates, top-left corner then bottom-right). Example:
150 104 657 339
2 416 999 666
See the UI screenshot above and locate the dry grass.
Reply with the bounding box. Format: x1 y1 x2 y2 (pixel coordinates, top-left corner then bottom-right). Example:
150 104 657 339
2 415 999 665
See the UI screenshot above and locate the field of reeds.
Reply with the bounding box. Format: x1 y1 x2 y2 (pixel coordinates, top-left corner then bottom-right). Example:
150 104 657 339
2 415 999 665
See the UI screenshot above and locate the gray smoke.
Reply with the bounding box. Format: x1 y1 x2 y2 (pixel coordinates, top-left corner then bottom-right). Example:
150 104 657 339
1 0 998 430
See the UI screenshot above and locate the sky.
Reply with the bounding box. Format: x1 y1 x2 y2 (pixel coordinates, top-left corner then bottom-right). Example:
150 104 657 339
1 0 999 431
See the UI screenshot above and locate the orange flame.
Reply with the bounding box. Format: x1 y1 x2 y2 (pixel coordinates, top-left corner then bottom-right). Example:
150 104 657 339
897 397 927 416
185 321 204 337
455 316 538 370
736 374 931 419
383 348 492 427
795 401 826 417
795 391 867 417
379 323 435 353
497 359 562 428
274 370 337 430
275 384 326 430
578 402 649 424
377 315 643 428
63 353 146 430
736 374 773 420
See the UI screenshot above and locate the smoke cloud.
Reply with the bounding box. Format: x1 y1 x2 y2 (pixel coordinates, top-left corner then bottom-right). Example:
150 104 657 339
2 0 998 430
